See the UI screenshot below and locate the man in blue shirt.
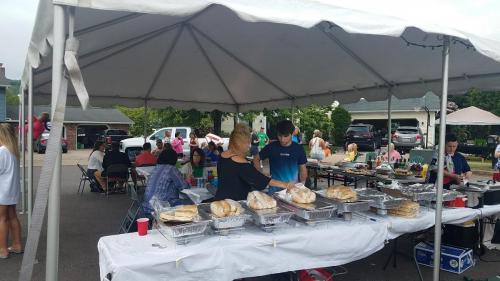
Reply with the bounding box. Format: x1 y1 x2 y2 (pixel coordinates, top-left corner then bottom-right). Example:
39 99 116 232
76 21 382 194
429 133 472 188
253 120 308 193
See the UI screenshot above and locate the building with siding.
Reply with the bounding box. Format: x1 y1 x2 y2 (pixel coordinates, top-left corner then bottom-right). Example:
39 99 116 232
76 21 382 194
0 63 9 122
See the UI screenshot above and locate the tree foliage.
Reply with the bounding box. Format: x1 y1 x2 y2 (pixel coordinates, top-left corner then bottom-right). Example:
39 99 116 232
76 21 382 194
5 80 20 105
295 105 333 142
330 106 351 147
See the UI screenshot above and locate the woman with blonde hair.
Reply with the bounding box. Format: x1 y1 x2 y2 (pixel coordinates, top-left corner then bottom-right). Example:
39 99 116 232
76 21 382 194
309 129 326 161
0 124 23 258
215 123 295 200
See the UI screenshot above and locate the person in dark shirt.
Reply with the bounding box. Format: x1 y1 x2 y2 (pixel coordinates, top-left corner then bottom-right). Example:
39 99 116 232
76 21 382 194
429 133 472 188
250 129 260 156
103 141 131 177
216 123 294 201
253 120 308 194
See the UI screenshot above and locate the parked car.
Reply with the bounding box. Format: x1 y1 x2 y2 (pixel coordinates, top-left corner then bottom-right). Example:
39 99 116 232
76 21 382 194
120 127 229 160
344 124 381 151
392 126 423 151
98 129 132 147
36 132 68 154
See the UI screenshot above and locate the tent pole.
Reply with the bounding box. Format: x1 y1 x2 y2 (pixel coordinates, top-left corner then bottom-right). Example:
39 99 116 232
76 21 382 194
433 35 451 281
20 88 26 214
144 100 148 143
27 68 34 226
387 93 392 159
46 5 66 281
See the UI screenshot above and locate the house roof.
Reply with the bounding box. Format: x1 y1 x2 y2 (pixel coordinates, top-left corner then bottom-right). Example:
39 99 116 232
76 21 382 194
6 105 133 124
341 92 440 113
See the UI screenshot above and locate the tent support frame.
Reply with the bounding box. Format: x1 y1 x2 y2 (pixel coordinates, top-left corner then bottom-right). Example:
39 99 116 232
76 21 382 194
190 24 294 100
27 68 34 226
433 35 451 281
187 24 238 105
144 26 184 99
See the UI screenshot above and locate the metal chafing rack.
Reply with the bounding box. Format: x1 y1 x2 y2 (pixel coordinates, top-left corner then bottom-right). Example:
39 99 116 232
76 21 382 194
198 202 251 235
153 206 211 244
273 193 337 223
314 189 371 221
356 188 404 215
242 203 294 232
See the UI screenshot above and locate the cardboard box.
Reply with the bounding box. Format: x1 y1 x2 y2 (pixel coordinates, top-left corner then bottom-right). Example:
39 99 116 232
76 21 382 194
414 242 474 274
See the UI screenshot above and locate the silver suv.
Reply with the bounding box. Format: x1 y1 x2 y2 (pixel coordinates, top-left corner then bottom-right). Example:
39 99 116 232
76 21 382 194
392 126 423 151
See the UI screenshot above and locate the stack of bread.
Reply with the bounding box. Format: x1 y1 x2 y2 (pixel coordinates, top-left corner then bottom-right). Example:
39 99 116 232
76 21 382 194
394 168 412 177
247 191 277 210
325 185 358 202
210 199 243 218
345 168 369 175
159 205 199 222
388 200 419 218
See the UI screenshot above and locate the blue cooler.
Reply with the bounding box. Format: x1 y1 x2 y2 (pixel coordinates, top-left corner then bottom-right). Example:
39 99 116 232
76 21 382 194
414 242 474 274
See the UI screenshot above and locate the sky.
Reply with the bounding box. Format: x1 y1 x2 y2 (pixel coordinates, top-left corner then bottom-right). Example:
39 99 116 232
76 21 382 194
0 0 39 80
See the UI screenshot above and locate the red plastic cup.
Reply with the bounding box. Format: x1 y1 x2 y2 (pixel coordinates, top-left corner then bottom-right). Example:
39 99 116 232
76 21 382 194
137 218 149 236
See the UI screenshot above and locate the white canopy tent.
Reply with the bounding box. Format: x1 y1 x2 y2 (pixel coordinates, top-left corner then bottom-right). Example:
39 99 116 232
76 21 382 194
437 106 500 125
18 1 500 281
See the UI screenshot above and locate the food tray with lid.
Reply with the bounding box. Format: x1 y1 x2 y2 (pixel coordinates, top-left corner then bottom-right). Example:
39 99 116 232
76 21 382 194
242 204 293 226
198 202 251 230
314 190 371 213
273 193 336 221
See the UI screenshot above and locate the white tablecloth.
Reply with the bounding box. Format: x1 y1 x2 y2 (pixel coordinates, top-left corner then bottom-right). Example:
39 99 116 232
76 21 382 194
98 218 388 281
135 166 155 178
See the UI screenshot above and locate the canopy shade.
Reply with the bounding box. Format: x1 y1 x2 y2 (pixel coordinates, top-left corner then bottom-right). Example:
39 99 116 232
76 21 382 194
437 106 500 126
22 0 500 112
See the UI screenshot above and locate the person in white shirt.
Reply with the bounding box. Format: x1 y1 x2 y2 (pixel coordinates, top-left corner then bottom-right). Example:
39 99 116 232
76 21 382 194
163 130 172 145
88 141 106 192
0 124 23 258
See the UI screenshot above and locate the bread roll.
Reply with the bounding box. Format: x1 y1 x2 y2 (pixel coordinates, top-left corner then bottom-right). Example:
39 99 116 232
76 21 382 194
159 204 199 222
325 186 358 202
247 191 277 210
225 199 242 215
289 187 316 204
176 205 198 213
388 200 419 218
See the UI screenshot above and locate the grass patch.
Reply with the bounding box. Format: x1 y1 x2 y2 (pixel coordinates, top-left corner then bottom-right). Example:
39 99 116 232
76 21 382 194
468 160 493 171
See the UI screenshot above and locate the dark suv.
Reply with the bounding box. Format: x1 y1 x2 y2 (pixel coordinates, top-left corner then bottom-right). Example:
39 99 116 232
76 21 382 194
344 124 381 151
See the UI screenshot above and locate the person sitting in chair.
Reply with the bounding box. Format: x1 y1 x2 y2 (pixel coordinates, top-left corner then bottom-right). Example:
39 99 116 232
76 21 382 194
142 148 191 214
135 142 157 167
103 141 132 192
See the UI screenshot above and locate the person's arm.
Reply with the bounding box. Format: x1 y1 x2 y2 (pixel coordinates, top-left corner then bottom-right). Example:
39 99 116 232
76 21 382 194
252 153 261 170
495 145 500 158
320 139 326 150
299 164 308 183
269 179 294 190
462 156 472 180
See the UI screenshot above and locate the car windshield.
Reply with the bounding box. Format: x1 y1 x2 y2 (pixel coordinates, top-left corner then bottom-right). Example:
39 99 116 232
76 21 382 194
106 130 127 135
347 126 369 133
397 128 418 134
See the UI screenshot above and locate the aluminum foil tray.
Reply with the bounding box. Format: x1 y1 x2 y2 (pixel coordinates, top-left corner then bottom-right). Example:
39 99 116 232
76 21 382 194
356 188 404 210
442 190 459 202
198 202 251 230
314 190 371 213
274 196 336 221
157 220 210 238
242 204 293 226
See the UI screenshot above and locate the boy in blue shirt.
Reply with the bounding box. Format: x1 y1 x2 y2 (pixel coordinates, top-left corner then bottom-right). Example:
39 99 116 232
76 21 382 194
253 120 308 193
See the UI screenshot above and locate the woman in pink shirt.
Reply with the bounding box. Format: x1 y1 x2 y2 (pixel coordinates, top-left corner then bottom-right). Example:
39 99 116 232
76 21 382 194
383 143 401 162
171 132 184 158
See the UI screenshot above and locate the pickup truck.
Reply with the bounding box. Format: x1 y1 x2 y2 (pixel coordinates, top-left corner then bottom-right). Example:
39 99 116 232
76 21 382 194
99 129 132 146
120 127 229 159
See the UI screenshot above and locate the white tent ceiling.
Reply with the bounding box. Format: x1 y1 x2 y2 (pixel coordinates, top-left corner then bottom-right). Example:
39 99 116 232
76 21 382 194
437 106 500 126
22 0 500 112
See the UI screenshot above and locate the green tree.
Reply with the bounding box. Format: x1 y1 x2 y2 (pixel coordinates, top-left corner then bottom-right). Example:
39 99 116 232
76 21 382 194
295 105 333 142
330 106 351 147
6 81 20 105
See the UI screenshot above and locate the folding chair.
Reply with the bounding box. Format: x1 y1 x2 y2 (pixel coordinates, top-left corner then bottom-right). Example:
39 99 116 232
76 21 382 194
76 164 90 193
105 164 130 196
118 199 141 234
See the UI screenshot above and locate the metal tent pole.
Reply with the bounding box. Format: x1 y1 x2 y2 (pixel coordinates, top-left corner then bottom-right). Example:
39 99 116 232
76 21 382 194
27 68 34 226
144 99 148 143
433 35 450 281
46 5 66 281
20 88 26 214
387 93 392 157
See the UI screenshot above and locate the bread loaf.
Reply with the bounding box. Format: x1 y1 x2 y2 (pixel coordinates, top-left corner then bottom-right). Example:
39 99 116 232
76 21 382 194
159 204 199 222
247 191 277 210
289 187 316 204
325 186 357 202
388 200 419 218
210 199 243 217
